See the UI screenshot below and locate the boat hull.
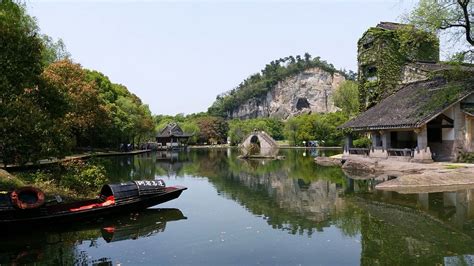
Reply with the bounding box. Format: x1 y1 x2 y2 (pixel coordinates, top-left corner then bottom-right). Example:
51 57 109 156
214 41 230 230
1 186 186 228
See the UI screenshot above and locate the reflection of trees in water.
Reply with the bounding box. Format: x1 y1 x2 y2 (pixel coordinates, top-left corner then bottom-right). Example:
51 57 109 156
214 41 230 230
180 149 474 262
168 149 351 236
0 209 186 265
97 149 474 264
99 152 192 182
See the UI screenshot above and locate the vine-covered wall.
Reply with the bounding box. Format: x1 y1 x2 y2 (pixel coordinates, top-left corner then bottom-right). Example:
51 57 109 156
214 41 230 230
357 25 439 110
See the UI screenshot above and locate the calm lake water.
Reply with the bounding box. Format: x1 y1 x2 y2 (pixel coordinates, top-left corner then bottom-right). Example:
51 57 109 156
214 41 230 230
3 148 474 265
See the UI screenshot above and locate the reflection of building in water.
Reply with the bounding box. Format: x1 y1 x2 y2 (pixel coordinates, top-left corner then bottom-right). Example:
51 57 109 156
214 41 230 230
154 151 191 177
156 161 186 177
419 189 474 229
233 169 346 228
364 188 474 231
156 151 179 161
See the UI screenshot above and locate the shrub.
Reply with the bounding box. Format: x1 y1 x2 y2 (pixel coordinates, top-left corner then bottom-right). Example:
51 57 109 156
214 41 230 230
457 152 474 163
60 160 107 194
353 138 372 148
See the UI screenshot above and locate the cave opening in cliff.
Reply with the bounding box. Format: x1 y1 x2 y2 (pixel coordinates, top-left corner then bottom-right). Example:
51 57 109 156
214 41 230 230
296 98 310 110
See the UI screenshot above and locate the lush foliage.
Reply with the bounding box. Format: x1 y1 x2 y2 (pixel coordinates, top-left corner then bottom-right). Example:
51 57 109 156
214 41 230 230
0 1 154 165
228 118 284 145
41 35 70 66
196 116 229 144
59 160 107 194
353 137 372 148
208 53 346 117
333 80 360 117
0 0 65 165
17 160 108 198
284 112 349 146
406 0 473 62
358 25 439 110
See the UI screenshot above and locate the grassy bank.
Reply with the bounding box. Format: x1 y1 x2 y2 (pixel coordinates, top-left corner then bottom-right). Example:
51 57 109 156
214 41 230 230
0 160 108 201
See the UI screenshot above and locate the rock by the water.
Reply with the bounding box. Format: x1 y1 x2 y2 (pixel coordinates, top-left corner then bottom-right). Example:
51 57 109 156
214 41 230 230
314 157 342 167
342 157 377 173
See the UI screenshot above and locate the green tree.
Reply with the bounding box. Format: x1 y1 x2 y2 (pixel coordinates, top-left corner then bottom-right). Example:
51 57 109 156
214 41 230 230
179 120 200 144
41 35 70 66
197 116 229 144
284 112 349 147
0 0 71 164
333 80 360 117
406 0 474 62
42 60 111 148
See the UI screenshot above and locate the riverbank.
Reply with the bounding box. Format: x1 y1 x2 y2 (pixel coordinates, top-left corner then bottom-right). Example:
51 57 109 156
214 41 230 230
1 149 151 170
188 144 341 150
315 156 474 193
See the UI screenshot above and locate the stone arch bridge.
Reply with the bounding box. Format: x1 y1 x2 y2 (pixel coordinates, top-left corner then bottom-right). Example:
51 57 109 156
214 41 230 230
240 131 279 157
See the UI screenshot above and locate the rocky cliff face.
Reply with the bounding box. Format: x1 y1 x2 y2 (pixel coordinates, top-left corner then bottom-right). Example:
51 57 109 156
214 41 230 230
228 67 345 120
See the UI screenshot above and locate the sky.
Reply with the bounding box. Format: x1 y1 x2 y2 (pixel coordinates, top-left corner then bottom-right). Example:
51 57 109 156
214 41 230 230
27 0 419 116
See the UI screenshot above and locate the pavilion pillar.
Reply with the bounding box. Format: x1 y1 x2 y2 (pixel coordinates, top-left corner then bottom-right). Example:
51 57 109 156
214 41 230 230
413 125 433 162
370 132 378 148
415 126 428 150
344 134 353 151
381 131 391 150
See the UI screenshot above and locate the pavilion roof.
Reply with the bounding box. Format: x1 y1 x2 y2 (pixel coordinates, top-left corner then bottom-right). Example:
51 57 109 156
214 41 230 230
156 123 193 138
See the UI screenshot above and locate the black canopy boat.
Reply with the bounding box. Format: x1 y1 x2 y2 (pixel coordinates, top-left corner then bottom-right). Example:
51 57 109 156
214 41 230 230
0 179 187 228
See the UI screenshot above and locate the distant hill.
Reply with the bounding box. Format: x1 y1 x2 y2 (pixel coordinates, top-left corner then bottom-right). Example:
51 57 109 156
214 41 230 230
208 54 351 120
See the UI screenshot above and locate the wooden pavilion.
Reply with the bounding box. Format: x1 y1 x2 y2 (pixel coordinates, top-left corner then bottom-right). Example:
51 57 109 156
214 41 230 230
156 123 193 150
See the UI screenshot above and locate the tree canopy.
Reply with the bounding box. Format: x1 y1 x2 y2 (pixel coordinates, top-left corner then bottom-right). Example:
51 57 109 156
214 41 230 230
0 1 154 165
406 0 474 62
333 80 360 117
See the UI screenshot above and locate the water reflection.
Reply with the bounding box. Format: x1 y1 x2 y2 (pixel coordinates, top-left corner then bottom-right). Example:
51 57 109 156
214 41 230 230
11 149 474 265
0 208 186 265
142 149 474 264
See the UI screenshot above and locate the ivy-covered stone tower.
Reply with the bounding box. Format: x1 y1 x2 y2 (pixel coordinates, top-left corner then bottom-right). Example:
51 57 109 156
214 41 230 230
358 22 439 110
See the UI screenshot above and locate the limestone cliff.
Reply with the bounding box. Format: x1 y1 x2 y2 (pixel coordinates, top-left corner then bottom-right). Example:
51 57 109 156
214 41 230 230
227 67 345 120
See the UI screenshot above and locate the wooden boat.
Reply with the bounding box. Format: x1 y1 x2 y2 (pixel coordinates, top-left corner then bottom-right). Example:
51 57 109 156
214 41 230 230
0 179 187 228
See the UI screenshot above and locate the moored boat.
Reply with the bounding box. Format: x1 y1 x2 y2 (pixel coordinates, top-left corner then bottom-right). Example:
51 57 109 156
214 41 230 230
0 179 187 228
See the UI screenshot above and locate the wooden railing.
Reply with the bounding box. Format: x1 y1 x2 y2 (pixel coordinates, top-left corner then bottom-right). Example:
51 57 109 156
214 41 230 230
348 148 370 156
387 148 413 157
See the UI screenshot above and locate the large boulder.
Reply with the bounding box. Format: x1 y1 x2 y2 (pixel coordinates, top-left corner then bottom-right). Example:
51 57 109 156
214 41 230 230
342 157 377 173
314 157 342 167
